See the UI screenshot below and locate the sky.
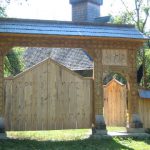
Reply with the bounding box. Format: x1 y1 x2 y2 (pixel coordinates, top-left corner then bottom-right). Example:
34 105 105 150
5 0 135 21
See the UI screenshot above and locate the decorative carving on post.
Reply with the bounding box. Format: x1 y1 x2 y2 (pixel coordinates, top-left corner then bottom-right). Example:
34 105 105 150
0 46 11 133
93 49 107 134
127 49 143 131
102 49 127 66
0 50 5 133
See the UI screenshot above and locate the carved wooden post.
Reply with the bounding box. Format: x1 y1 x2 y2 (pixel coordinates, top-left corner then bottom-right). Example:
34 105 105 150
0 46 11 133
127 48 143 132
0 51 5 133
93 49 107 134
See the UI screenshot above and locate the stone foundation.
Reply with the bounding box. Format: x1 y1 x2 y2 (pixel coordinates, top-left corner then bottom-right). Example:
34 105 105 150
0 117 5 133
92 115 107 135
130 114 143 128
127 114 144 133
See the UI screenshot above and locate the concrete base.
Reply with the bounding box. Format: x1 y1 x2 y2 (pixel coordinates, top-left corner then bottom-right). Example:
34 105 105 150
0 117 5 133
0 133 7 139
94 129 107 135
92 115 107 135
130 114 143 128
95 115 106 130
127 128 145 133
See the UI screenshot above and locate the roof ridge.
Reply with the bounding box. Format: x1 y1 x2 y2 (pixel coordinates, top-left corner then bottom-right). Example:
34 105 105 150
0 17 135 28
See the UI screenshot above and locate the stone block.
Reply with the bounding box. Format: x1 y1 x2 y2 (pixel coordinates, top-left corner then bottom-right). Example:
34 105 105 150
95 115 106 130
0 117 5 133
127 128 145 133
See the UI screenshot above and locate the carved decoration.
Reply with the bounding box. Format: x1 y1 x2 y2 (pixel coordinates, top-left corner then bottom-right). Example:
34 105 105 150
102 49 127 66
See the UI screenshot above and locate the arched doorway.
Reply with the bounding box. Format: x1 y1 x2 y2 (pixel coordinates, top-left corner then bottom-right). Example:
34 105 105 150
103 73 128 127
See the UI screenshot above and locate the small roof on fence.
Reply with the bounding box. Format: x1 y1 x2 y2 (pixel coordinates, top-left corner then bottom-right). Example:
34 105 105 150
0 18 147 40
138 89 150 99
103 78 125 87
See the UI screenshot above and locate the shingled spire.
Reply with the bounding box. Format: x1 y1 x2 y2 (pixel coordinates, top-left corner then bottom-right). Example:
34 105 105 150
70 0 103 22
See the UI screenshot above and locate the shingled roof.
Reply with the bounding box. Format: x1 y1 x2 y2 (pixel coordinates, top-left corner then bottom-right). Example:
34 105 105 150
0 18 147 40
24 48 93 70
0 18 147 71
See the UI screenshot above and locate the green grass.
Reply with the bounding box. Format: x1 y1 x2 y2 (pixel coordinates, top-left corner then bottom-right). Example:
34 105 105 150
0 129 149 150
7 129 90 141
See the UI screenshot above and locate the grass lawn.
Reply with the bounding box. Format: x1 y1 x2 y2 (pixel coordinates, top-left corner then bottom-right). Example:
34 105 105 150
0 129 150 150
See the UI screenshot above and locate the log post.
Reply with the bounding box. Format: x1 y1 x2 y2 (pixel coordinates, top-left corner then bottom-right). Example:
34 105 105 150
127 49 143 132
0 46 11 133
92 49 107 135
0 51 5 133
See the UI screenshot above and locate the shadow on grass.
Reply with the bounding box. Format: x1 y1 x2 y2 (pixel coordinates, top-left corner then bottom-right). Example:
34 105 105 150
131 136 150 146
0 137 134 150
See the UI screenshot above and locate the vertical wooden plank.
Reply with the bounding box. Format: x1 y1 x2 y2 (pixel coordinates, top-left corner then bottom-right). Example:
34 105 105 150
4 79 12 130
47 60 57 129
17 76 25 130
40 62 48 130
61 69 69 129
24 71 32 130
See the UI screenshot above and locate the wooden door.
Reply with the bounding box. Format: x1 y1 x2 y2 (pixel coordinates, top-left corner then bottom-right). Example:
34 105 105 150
103 79 127 126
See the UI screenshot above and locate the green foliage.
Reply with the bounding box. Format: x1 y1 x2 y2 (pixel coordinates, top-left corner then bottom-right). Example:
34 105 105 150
103 72 127 85
111 12 134 25
112 0 150 87
0 6 7 17
4 47 25 77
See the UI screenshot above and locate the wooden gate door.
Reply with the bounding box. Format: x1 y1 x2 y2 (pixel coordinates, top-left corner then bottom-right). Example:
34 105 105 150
103 79 127 126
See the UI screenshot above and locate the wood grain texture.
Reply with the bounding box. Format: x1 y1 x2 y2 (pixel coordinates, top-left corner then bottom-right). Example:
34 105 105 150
139 98 150 128
104 79 127 126
102 49 127 66
4 58 93 131
0 54 4 117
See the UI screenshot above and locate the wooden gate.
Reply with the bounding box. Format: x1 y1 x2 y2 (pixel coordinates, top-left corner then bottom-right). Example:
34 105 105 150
4 58 93 131
103 79 127 126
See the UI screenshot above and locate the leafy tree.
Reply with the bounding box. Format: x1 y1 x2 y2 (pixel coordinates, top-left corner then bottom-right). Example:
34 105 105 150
112 0 150 87
0 1 27 76
103 72 127 85
0 6 7 17
4 47 25 76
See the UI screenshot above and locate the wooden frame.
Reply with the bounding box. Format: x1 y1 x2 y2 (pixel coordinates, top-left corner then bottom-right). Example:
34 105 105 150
0 33 145 131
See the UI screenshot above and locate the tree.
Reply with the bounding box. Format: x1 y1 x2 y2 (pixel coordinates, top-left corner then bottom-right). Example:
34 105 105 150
0 1 27 76
0 6 6 17
112 0 150 87
4 47 25 76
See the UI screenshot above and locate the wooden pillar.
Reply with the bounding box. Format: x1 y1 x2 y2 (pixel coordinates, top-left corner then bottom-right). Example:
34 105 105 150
93 49 107 133
0 46 11 133
127 49 143 130
0 51 5 133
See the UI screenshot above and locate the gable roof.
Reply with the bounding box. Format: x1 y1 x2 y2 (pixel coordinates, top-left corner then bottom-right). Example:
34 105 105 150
0 18 147 40
103 78 125 87
24 48 93 70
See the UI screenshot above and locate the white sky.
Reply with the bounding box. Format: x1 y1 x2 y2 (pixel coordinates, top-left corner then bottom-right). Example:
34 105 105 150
4 0 150 31
6 0 135 20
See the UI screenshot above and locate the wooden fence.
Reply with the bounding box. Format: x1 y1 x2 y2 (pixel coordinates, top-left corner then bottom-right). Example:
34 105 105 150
103 79 127 126
4 58 93 131
139 98 150 128
4 60 150 130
